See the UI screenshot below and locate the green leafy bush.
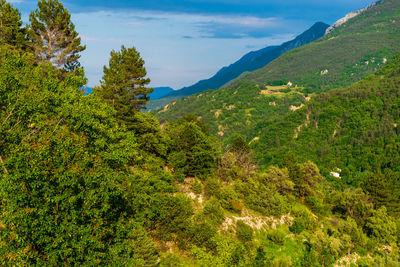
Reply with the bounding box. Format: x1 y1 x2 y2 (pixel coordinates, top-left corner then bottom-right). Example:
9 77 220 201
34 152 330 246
191 178 203 194
266 228 286 245
236 221 253 242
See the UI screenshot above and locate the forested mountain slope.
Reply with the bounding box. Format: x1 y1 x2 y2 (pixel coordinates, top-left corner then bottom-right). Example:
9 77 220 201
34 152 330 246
253 54 400 185
147 22 328 112
155 0 400 143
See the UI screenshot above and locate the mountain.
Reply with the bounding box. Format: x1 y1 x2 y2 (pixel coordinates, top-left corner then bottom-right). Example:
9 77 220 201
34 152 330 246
325 0 382 34
154 0 400 143
233 0 399 91
149 87 174 100
163 22 329 98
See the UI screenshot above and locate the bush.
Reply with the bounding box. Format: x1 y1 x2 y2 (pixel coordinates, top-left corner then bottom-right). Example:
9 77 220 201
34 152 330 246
191 178 203 194
290 206 317 232
204 178 222 199
289 220 305 234
245 188 290 217
203 198 225 226
267 228 286 245
187 218 218 250
236 221 254 242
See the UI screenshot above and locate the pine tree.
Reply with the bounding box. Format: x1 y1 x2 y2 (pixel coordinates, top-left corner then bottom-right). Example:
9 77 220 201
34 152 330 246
0 0 26 48
282 152 305 198
363 170 400 215
28 0 85 69
96 45 153 120
230 135 250 154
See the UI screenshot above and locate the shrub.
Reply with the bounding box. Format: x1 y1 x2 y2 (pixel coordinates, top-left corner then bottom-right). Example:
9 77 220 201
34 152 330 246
203 198 225 226
267 228 286 245
236 221 254 242
204 178 222 199
191 178 203 194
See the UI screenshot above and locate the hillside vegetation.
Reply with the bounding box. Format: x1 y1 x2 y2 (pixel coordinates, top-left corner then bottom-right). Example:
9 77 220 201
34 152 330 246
155 82 308 144
253 54 400 188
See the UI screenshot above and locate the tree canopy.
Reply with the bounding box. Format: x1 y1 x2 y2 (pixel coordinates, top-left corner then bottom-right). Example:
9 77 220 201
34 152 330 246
0 0 26 49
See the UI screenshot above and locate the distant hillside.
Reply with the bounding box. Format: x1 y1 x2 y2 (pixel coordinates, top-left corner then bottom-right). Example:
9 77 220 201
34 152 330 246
164 22 329 98
252 54 400 184
149 87 174 100
155 0 400 143
234 0 400 91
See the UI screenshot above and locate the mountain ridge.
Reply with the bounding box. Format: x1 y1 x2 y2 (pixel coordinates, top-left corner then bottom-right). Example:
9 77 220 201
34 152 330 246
325 0 383 35
149 87 174 100
163 22 329 98
233 0 400 91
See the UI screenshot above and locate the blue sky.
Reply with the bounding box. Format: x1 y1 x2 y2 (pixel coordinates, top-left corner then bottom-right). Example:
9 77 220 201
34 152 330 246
11 0 374 89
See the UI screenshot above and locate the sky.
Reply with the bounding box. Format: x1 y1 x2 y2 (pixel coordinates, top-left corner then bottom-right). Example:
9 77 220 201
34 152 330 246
11 0 375 89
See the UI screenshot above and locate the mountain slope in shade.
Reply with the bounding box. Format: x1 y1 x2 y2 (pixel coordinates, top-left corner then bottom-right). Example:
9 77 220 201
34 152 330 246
164 22 329 98
149 87 174 100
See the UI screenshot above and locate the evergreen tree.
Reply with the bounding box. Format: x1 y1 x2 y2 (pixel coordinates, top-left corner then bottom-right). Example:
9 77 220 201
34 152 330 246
282 152 305 198
28 0 85 69
96 45 153 120
363 170 400 215
0 0 26 48
230 135 250 154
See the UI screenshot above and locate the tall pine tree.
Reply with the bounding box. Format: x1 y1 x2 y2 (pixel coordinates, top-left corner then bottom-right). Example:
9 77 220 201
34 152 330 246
96 45 153 124
28 0 85 69
0 0 26 48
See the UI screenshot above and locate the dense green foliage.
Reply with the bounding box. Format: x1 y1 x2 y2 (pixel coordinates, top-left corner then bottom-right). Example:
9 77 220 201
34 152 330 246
1 0 400 266
0 0 27 49
253 55 400 213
